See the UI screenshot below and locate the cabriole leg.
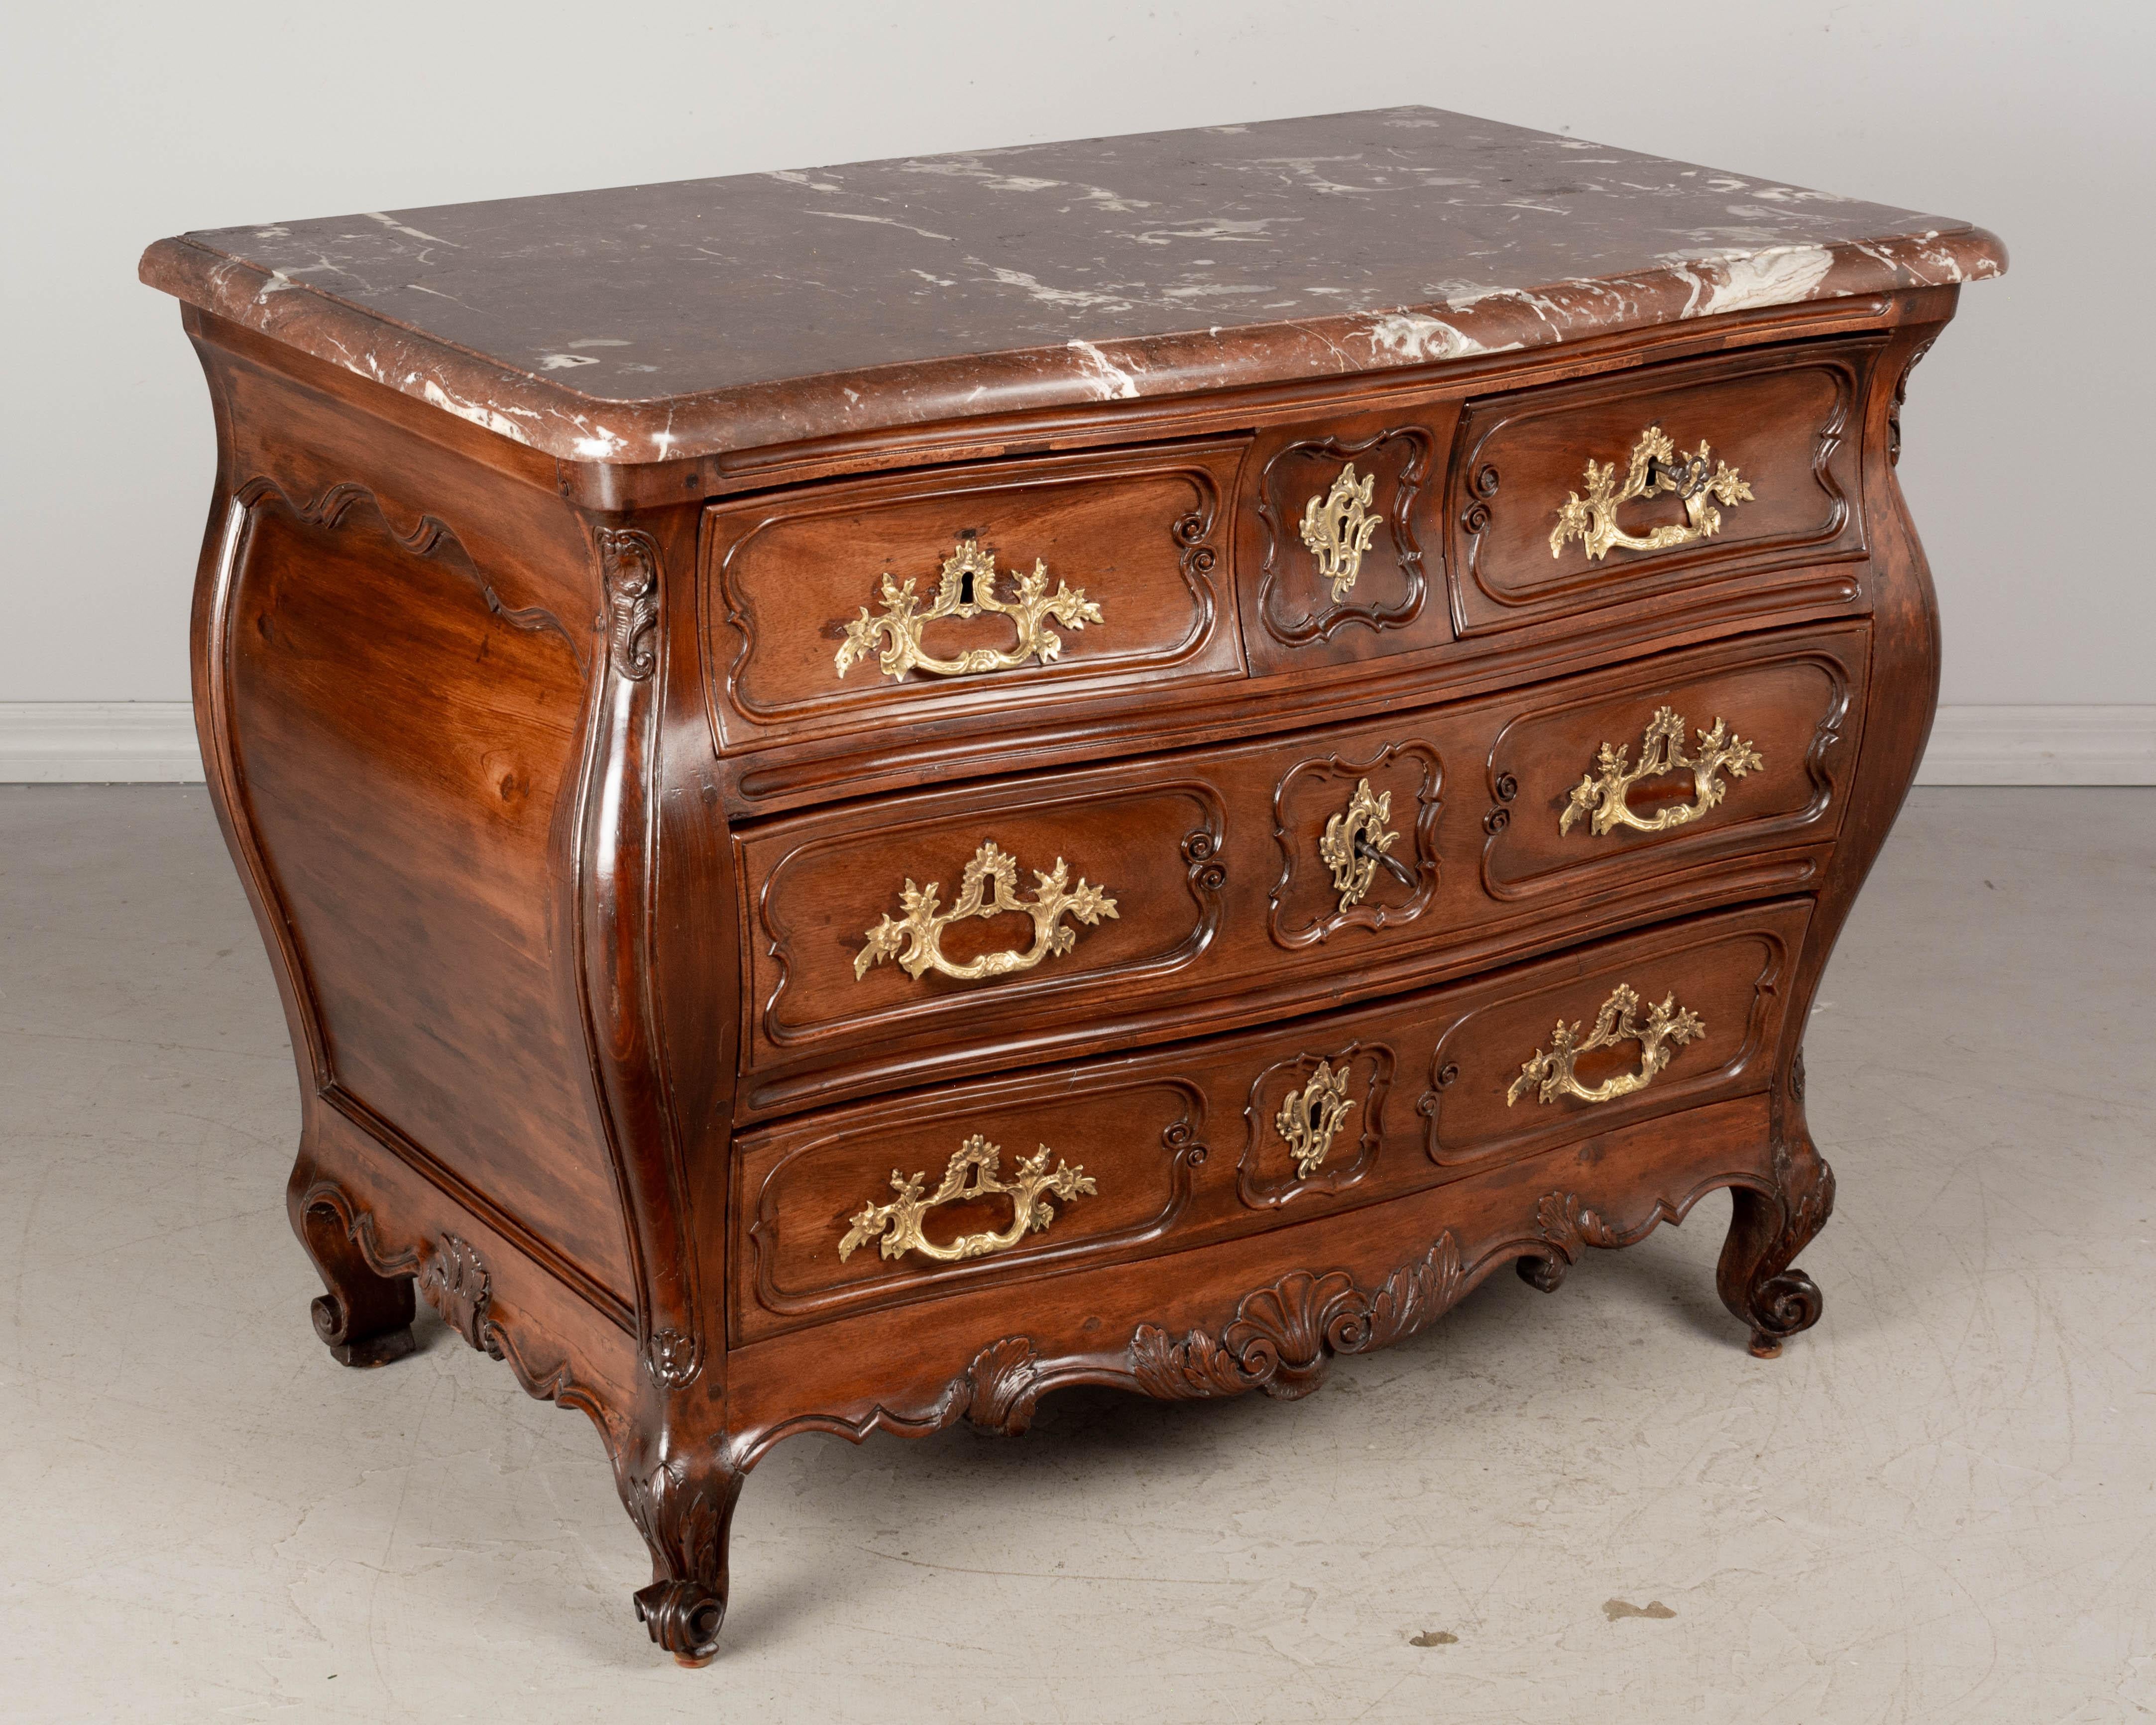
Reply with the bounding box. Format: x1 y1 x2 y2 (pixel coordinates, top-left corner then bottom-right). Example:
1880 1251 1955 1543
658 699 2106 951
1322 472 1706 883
615 1436 746 1666
1717 1135 1836 1359
294 1192 416 1368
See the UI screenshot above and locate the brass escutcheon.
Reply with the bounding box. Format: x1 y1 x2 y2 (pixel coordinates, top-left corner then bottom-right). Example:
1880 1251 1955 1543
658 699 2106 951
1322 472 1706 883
1300 462 1382 601
1561 706 1764 838
835 535 1103 681
1277 1060 1357 1179
855 839 1117 983
1318 777 1413 913
837 1135 1097 1264
1549 425 1754 563
1507 983 1706 1108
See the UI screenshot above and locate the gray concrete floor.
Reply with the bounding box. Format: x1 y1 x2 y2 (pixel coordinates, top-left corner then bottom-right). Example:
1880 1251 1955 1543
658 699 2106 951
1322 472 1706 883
2 787 2152 1723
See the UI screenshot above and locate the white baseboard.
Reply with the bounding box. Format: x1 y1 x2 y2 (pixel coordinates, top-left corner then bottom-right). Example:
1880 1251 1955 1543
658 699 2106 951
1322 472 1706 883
0 702 204 783
0 701 2150 786
1913 705 2156 786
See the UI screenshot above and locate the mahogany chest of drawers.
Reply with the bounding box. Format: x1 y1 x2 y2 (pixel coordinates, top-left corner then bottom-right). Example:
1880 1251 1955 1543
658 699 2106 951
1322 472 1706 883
140 107 2003 1663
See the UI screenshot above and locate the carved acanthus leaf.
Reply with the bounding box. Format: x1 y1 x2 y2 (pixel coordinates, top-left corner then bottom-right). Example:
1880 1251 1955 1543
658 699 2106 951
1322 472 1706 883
419 1233 501 1357
1129 1232 1467 1403
960 1335 1047 1435
1534 1191 1622 1264
597 526 662 680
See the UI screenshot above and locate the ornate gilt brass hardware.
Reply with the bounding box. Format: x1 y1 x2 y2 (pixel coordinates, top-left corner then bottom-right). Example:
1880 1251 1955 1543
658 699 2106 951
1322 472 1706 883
1549 425 1754 563
1318 778 1413 913
1277 1060 1356 1179
835 533 1103 682
1300 462 1381 601
1561 706 1765 838
837 1135 1097 1264
1507 983 1705 1108
855 839 1117 983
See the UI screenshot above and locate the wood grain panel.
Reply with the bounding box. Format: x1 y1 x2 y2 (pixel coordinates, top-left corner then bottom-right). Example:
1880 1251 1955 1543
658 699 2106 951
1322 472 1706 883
1446 338 1879 636
702 440 1247 753
734 622 1865 1117
732 899 1809 1342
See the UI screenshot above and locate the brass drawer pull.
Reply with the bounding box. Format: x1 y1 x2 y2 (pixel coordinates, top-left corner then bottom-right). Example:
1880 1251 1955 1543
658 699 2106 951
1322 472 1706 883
837 1135 1097 1264
855 839 1118 983
1278 1059 1356 1178
1300 461 1381 600
835 534 1103 682
1549 425 1754 563
1318 777 1413 912
1507 983 1705 1107
1561 706 1763 838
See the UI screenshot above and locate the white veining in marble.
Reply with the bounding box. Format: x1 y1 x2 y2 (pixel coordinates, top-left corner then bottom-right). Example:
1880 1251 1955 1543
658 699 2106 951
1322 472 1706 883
142 106 2004 461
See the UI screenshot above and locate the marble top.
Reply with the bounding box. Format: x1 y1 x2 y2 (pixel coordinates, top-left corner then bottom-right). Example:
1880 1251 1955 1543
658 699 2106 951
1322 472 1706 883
141 106 2003 465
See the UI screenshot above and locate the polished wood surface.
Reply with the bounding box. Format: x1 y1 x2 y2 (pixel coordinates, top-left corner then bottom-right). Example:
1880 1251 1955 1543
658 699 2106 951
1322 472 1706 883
143 106 2000 1664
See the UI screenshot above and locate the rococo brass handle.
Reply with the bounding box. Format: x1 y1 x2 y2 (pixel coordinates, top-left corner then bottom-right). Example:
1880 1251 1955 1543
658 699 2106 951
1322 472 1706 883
1549 424 1754 563
1318 777 1414 913
1300 461 1381 601
837 1135 1097 1264
855 839 1118 983
835 534 1103 681
1561 706 1764 838
1507 983 1705 1108
1277 1059 1356 1179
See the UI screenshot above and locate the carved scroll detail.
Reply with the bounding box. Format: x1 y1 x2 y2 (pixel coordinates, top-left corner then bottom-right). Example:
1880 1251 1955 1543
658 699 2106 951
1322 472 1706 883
597 526 662 680
1129 1232 1465 1402
618 1449 743 1666
1888 336 1938 467
419 1233 502 1357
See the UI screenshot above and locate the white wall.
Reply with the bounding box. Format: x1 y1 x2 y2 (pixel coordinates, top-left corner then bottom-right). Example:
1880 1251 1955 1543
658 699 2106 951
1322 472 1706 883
5 0 2150 717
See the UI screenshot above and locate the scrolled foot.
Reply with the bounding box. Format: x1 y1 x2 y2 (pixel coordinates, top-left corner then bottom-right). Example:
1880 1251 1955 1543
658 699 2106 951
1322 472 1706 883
310 1291 416 1367
615 1440 744 1667
1718 1138 1834 1357
295 1191 416 1368
1516 1252 1569 1293
635 1578 727 1665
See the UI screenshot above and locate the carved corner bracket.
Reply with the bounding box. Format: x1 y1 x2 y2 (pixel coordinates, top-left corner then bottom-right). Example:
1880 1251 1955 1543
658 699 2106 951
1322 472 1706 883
596 526 662 681
1887 336 1938 468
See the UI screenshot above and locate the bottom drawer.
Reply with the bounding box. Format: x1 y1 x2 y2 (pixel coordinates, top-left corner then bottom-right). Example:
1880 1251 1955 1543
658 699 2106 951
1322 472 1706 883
730 898 1810 1343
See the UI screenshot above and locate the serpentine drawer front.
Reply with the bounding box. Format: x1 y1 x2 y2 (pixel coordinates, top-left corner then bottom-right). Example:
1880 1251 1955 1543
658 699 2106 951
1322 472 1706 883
734 620 1865 1117
144 105 1999 1661
1443 339 1876 638
701 440 1246 753
732 898 1809 1343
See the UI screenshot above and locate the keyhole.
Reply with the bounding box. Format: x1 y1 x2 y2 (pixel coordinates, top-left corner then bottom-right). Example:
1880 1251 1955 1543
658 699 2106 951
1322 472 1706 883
1308 1100 1325 1134
958 566 976 605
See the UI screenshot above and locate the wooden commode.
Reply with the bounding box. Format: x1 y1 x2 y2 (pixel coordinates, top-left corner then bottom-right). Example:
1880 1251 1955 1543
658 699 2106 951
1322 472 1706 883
140 106 2005 1662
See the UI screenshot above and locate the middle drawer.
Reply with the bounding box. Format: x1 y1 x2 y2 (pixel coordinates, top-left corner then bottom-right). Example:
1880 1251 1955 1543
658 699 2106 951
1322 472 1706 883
734 620 1866 1119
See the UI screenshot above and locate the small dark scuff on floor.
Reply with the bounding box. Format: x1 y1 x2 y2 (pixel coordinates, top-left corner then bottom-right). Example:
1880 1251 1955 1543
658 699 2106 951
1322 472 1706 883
1603 1599 1677 1621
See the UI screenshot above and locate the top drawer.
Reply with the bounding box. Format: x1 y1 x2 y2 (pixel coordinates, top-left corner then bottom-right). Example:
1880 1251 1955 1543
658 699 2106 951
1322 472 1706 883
701 439 1247 753
1441 338 1877 638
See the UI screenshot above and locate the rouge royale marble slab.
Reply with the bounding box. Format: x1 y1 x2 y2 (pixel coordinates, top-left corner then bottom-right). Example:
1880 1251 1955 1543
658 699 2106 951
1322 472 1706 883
141 105 2004 464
